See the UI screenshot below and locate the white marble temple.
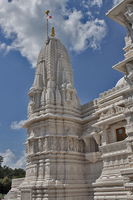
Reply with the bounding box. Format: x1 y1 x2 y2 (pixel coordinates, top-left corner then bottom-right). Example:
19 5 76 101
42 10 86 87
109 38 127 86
5 0 133 199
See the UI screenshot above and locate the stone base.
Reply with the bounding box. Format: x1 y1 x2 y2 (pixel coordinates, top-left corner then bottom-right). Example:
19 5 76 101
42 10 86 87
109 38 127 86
5 178 91 200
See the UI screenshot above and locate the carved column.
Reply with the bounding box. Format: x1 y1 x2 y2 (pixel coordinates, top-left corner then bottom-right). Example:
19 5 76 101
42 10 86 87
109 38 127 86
124 108 133 138
100 124 109 146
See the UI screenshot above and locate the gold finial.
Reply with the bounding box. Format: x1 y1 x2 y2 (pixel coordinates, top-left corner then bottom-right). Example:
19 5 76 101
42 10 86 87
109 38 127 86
45 10 50 15
51 27 55 37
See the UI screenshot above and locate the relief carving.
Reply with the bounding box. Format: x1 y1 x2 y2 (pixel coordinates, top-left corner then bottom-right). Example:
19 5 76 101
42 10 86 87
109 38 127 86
29 141 35 154
51 137 56 150
69 138 74 151
57 137 65 151
74 139 80 152
101 142 127 154
38 139 42 152
100 105 125 120
125 4 133 42
43 138 48 151
125 63 133 85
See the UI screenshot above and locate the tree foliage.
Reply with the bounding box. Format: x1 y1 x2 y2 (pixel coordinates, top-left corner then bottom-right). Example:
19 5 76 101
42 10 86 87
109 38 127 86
0 155 25 194
0 155 3 167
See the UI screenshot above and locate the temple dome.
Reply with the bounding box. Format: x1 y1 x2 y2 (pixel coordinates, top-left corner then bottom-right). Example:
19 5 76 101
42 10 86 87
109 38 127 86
115 76 127 87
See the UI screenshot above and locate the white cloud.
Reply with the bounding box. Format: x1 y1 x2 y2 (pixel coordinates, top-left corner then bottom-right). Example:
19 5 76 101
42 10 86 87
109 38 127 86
1 149 26 169
1 149 16 166
82 0 103 9
14 151 26 169
11 120 27 130
0 0 107 67
113 0 122 6
89 0 103 8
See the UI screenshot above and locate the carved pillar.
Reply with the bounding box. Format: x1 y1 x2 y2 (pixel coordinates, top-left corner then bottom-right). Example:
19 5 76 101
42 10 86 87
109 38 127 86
61 88 66 105
100 125 109 146
124 108 133 138
38 161 44 181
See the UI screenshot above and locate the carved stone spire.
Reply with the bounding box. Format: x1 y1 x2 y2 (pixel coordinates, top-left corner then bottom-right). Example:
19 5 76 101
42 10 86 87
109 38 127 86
28 37 81 117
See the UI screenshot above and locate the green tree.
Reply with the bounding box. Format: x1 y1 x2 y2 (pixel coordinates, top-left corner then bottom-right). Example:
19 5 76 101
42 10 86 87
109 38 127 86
0 179 4 194
2 176 11 194
0 155 3 167
13 168 25 178
0 155 26 194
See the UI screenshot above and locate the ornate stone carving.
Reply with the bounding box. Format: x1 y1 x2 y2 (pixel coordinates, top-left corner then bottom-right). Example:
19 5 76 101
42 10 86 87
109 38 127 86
125 63 133 85
38 138 42 152
51 137 56 150
99 83 127 100
100 141 127 154
125 4 133 42
99 105 125 120
69 138 74 151
43 137 48 151
29 140 35 154
74 139 80 152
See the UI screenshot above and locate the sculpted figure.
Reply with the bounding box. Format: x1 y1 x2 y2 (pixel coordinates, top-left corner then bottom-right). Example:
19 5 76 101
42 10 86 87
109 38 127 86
125 4 133 28
69 138 74 151
125 4 133 42
38 139 42 152
75 139 80 152
125 63 133 84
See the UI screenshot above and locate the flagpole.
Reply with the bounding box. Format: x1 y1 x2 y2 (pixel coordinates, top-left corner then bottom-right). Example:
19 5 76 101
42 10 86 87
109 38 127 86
45 10 50 38
47 18 48 38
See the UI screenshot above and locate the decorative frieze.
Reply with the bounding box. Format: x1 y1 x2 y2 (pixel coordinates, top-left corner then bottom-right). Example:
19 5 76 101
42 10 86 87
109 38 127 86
99 83 128 101
100 140 127 154
99 105 125 121
103 154 129 168
26 136 84 155
124 93 133 107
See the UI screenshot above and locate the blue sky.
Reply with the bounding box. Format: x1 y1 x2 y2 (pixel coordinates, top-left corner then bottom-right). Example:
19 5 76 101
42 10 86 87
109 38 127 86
0 0 125 169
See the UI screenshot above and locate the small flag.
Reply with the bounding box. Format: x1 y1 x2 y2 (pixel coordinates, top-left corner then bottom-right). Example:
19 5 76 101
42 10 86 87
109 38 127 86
47 15 52 19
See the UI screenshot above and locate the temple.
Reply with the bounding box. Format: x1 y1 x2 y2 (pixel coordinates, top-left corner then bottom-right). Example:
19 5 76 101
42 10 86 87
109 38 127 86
4 0 133 199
